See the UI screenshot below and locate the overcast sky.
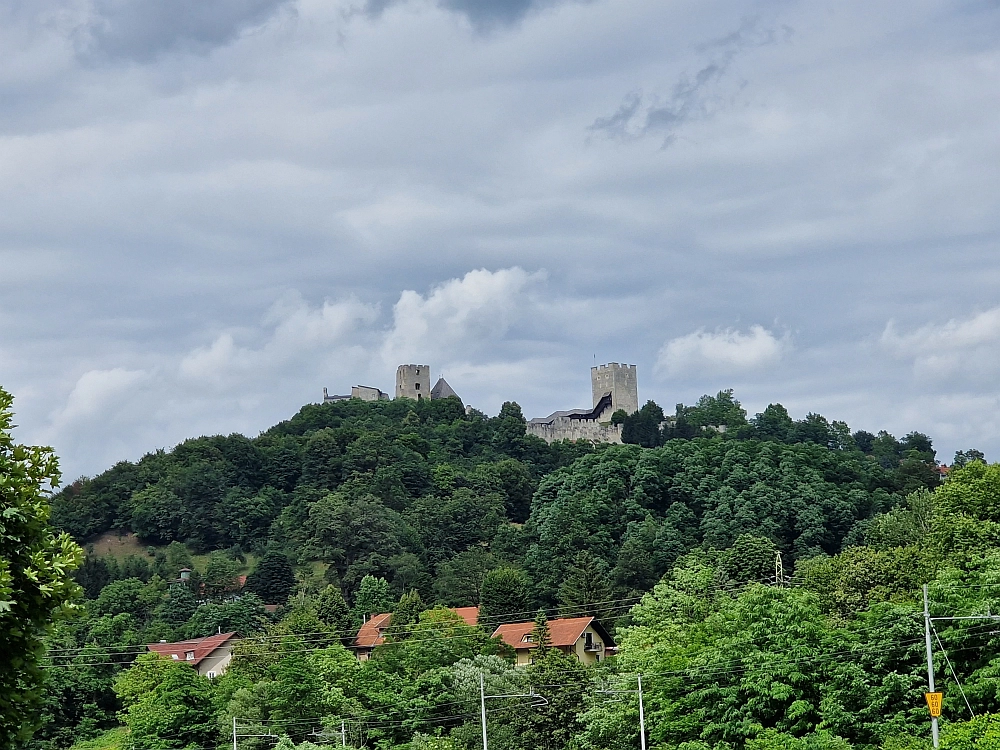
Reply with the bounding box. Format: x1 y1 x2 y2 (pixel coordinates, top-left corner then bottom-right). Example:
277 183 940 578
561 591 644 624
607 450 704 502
2 0 999 481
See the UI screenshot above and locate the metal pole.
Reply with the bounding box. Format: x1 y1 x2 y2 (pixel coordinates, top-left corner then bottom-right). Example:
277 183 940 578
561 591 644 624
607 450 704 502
341 719 346 747
480 672 489 750
638 674 647 750
924 585 939 748
233 717 238 750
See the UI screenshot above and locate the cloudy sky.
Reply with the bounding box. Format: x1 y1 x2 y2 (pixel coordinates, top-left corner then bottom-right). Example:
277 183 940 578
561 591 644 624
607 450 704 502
2 0 999 481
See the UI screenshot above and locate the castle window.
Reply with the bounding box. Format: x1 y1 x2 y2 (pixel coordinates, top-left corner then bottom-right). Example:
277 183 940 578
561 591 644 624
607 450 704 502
414 383 420 390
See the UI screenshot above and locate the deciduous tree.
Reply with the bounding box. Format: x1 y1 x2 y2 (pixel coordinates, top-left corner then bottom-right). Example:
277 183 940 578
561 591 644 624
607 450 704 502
0 388 83 747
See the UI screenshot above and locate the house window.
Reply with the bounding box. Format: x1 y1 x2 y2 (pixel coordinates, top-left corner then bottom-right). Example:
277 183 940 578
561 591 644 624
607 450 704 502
207 671 216 679
521 634 533 643
185 651 195 661
171 654 179 660
585 632 594 650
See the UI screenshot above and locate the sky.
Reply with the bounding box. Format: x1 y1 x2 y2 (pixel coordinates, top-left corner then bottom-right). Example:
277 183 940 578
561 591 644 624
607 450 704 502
2 0 1000 481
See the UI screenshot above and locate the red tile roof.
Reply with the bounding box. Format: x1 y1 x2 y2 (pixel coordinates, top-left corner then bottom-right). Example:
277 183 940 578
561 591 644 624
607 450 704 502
353 607 481 650
491 617 599 650
147 632 238 666
354 613 392 649
451 606 479 626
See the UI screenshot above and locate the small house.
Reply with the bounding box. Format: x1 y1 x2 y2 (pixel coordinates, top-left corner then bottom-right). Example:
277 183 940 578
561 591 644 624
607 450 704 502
147 632 239 678
353 606 480 661
491 616 613 667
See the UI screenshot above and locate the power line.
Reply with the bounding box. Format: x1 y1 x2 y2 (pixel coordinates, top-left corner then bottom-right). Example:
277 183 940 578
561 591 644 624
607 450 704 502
43 595 649 659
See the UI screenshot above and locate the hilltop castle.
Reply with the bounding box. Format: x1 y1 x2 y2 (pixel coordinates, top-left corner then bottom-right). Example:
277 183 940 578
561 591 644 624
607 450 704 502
323 361 638 446
323 365 461 405
526 363 638 444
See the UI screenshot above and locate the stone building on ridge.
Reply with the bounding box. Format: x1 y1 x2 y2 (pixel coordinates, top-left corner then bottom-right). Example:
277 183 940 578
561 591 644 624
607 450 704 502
323 364 462 406
526 362 638 444
396 364 431 400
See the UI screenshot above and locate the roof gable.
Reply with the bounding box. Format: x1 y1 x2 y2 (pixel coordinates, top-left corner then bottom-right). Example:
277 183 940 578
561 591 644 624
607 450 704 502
147 632 238 666
491 617 611 650
354 612 392 649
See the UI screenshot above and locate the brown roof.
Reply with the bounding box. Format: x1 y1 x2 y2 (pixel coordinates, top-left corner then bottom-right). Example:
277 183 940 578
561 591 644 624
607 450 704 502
353 607 480 650
451 606 479 626
491 616 609 650
147 632 238 666
354 613 392 649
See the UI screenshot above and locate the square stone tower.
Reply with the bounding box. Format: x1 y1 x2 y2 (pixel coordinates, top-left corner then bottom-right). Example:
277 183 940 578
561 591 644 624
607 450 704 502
591 363 638 416
396 364 431 401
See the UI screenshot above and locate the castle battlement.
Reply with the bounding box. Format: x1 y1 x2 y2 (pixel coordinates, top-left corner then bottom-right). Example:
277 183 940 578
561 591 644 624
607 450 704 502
526 362 638 444
590 362 638 416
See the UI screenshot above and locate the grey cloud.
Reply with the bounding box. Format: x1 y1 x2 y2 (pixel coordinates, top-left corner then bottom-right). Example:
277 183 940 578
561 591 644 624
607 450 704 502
75 0 293 62
4 0 1000 477
590 16 792 145
362 0 576 29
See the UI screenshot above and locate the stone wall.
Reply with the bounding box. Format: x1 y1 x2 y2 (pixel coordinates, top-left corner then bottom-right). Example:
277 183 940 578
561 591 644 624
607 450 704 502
526 417 623 444
352 385 389 401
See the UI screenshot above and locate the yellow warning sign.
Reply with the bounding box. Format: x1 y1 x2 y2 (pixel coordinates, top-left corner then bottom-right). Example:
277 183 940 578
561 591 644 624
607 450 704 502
926 692 943 717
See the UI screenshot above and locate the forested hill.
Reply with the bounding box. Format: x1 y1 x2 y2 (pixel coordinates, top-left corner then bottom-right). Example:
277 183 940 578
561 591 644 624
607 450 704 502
52 390 942 605
37 391 1000 750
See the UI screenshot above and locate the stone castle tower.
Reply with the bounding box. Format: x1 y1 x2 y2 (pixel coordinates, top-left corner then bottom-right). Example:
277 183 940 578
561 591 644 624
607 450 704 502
396 364 431 400
591 362 638 416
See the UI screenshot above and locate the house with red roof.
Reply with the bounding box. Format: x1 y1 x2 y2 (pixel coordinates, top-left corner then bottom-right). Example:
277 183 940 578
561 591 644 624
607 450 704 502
492 616 613 667
353 606 480 661
354 613 392 661
147 632 239 678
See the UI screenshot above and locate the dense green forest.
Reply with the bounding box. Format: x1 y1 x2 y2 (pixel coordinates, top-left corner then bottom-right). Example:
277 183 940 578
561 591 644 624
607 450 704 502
21 391 1000 750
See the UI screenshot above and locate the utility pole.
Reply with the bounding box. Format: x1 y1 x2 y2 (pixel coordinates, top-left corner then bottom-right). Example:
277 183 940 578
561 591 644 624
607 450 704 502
920 585 1000 744
923 585 940 749
638 674 647 750
479 672 547 750
600 674 647 749
480 673 489 750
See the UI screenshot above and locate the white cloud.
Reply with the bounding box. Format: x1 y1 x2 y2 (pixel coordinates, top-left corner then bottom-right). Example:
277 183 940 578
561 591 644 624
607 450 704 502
179 293 379 388
380 267 547 366
881 307 1000 382
656 325 788 378
51 368 150 426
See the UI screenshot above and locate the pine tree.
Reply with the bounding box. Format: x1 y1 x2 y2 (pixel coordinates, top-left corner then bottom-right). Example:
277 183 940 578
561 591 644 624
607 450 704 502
244 550 296 605
557 551 613 618
530 608 551 658
315 585 350 632
387 589 424 639
478 566 529 629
